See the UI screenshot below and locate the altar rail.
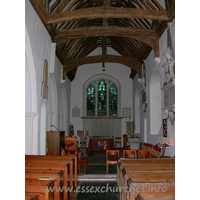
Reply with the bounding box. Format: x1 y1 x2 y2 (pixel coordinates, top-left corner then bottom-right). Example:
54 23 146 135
143 143 163 158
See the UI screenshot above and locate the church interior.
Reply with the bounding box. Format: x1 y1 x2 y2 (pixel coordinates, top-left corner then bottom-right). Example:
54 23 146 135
23 0 186 199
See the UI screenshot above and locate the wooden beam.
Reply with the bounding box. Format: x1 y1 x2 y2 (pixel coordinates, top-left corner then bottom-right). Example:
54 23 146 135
130 69 138 79
29 0 57 40
156 1 175 37
56 26 158 43
102 37 107 55
167 1 175 21
47 7 170 24
63 55 142 75
55 26 159 57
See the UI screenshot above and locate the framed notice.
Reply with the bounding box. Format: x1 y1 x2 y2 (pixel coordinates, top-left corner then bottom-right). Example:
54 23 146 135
126 121 134 136
163 119 167 137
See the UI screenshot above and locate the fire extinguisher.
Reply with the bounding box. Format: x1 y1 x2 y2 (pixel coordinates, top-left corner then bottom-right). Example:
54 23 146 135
46 148 50 156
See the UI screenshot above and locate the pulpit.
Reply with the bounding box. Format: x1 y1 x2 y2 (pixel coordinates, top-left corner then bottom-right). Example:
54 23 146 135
77 130 89 157
46 131 65 155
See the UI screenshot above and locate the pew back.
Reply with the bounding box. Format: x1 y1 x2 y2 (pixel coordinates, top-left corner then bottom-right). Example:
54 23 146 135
25 179 54 200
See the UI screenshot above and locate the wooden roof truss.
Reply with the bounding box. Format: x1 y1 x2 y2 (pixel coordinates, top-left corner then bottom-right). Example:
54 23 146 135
29 0 175 81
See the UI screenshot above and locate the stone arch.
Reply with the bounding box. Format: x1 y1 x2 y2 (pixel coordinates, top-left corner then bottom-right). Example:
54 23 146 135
25 26 38 154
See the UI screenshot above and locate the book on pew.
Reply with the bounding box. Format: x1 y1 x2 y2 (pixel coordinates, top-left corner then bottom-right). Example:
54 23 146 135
38 177 54 180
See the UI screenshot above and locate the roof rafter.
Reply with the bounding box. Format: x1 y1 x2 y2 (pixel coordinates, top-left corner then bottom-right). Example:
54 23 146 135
63 55 142 77
47 7 170 24
55 26 160 57
29 0 175 81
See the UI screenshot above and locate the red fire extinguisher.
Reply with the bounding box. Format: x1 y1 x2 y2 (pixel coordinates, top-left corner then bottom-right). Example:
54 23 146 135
46 149 50 156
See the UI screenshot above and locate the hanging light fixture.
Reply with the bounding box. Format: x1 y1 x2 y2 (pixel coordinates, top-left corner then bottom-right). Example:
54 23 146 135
102 62 106 71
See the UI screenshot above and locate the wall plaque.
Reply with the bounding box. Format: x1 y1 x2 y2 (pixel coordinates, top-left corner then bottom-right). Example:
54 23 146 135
41 59 48 100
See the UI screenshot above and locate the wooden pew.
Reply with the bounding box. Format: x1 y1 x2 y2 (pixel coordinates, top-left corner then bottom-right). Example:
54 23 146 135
25 173 60 200
128 172 175 199
25 170 63 200
119 158 175 166
25 155 77 188
122 164 175 172
25 164 69 199
117 158 175 183
25 178 54 200
117 158 175 200
118 165 175 200
25 193 40 200
117 158 175 186
25 160 72 199
25 155 77 197
25 178 54 194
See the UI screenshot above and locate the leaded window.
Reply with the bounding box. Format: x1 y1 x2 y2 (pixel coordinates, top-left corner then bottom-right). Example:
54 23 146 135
86 78 118 117
86 83 96 116
109 83 118 116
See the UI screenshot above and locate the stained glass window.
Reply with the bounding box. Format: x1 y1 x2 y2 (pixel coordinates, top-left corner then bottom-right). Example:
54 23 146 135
86 78 118 117
98 79 107 116
86 83 95 116
109 83 118 116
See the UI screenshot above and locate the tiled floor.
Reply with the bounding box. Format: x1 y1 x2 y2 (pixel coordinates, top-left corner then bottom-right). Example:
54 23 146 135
78 149 122 174
75 150 121 200
75 181 120 200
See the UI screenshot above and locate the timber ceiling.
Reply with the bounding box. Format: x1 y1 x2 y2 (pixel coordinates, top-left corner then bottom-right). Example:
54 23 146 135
29 0 175 81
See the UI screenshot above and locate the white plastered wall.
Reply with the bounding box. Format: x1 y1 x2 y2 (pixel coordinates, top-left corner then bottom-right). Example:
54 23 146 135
25 0 71 154
70 47 133 145
132 25 175 157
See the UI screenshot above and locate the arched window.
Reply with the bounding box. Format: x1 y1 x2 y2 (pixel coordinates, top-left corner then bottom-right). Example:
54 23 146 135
85 77 118 117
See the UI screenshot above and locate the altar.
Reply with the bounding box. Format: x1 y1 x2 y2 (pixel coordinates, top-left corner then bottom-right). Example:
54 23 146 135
88 136 114 151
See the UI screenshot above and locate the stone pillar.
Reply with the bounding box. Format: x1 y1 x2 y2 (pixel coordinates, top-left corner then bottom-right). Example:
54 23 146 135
25 112 37 154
